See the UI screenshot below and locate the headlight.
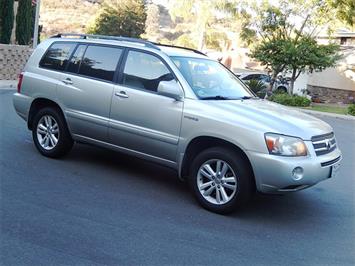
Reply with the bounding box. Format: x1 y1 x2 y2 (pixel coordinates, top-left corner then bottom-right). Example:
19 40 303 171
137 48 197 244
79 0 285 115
265 133 308 156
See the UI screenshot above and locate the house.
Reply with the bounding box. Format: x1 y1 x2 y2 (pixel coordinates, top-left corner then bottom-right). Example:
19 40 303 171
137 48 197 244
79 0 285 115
317 29 355 46
304 30 355 104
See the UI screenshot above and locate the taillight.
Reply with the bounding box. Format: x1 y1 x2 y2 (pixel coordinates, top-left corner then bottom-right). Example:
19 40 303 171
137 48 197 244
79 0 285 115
17 73 24 93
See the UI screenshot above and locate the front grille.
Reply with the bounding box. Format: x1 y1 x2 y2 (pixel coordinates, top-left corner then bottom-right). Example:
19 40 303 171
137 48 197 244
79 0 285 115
311 132 337 156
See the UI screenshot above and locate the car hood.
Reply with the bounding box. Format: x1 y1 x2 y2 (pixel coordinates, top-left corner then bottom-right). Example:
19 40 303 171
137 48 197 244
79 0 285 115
206 99 332 140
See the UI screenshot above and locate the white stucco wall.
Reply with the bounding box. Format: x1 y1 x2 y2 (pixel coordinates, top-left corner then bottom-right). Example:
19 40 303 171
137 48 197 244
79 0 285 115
307 67 355 91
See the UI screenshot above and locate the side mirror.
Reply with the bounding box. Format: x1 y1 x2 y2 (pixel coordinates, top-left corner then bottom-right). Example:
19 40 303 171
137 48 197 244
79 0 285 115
157 80 183 101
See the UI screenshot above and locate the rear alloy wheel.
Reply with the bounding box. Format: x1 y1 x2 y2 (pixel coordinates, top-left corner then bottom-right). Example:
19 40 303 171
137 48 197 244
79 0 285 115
36 115 59 150
189 147 253 214
32 107 73 158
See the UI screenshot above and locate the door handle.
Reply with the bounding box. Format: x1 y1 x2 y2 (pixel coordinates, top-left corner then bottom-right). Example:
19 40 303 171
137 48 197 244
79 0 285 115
115 91 129 98
62 78 73 85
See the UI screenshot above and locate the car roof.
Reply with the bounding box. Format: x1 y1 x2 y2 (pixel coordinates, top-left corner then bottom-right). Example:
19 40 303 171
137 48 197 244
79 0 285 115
47 34 210 60
158 46 209 59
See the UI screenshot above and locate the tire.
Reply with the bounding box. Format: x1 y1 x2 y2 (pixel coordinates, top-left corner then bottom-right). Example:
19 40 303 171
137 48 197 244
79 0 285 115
32 107 73 158
188 147 254 214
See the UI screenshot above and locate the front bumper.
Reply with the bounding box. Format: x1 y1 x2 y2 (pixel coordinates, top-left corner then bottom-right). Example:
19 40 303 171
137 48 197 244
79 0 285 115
248 141 342 193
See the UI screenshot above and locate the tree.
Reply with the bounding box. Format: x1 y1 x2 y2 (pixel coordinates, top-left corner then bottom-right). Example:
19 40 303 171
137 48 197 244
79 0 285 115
238 1 340 44
242 1 340 94
16 0 32 45
250 38 291 91
169 0 221 50
0 0 14 44
285 36 340 93
327 0 355 27
144 3 160 41
87 0 146 38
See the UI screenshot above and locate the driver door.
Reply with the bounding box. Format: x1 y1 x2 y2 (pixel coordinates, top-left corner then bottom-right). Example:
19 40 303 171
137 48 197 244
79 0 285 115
108 49 183 162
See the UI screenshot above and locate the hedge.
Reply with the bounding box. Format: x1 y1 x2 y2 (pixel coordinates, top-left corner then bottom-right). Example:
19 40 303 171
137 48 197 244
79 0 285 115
269 93 311 107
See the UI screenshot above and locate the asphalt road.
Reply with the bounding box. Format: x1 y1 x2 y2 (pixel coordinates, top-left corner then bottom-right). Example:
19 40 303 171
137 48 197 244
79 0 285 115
1 89 354 266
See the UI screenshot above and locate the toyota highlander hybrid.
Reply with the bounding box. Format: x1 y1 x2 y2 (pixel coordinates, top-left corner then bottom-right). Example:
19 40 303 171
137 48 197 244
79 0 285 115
13 34 342 213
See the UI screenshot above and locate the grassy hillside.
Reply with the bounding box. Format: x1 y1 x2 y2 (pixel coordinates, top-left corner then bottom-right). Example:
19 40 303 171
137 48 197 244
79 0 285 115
40 0 100 38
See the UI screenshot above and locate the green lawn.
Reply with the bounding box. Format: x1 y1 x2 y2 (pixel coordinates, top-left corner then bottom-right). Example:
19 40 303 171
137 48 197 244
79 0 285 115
302 105 349 115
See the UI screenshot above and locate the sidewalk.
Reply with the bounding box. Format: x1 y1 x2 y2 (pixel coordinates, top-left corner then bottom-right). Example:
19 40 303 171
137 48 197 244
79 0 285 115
0 80 17 89
294 107 355 121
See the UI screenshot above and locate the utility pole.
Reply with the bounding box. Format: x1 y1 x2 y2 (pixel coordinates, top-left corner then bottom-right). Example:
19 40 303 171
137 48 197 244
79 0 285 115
33 0 41 48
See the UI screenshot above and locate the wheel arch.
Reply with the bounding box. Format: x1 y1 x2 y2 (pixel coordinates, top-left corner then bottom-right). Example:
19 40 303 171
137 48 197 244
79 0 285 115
27 98 66 130
276 85 287 93
180 136 256 189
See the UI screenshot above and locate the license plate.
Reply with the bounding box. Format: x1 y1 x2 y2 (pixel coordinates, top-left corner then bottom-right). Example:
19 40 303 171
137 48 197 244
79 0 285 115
330 163 341 178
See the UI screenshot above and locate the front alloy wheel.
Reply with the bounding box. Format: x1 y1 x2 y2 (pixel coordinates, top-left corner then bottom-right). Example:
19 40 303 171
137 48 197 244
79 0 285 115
197 159 237 205
189 147 254 214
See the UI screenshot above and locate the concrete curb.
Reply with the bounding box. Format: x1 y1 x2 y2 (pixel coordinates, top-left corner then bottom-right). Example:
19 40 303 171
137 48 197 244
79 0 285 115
0 80 17 89
296 108 355 121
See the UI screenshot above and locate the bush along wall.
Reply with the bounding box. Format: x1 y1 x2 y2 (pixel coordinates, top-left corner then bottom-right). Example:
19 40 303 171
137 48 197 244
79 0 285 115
269 93 311 107
348 104 355 116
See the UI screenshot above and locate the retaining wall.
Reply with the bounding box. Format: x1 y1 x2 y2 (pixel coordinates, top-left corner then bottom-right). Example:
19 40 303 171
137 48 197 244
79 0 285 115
0 44 32 80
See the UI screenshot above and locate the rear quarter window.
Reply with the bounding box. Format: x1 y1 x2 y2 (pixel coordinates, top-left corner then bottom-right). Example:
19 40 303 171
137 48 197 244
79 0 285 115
39 42 76 71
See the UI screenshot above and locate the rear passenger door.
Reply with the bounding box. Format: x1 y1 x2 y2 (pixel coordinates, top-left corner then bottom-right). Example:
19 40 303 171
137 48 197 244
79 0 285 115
108 49 183 162
57 44 123 142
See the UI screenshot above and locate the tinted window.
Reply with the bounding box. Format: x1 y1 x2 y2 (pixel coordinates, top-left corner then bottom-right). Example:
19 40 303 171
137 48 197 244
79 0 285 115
123 51 174 92
67 44 87 74
79 46 122 82
260 75 271 82
40 42 75 71
242 74 254 80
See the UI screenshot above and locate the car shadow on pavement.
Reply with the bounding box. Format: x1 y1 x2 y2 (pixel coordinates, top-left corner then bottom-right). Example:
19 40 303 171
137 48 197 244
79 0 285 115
62 143 326 222
64 143 189 194
233 190 329 224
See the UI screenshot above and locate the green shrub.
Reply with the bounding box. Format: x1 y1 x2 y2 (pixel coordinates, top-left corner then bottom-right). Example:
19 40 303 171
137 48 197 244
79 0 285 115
348 104 355 116
245 79 266 93
16 0 32 45
269 93 311 107
245 79 267 98
0 0 14 44
87 0 146 38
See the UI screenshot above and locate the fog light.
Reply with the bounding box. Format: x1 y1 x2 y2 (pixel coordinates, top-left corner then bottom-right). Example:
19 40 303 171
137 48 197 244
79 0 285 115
292 167 304 180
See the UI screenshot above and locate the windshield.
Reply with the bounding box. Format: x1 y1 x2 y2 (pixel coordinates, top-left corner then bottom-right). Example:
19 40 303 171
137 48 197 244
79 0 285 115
171 56 254 100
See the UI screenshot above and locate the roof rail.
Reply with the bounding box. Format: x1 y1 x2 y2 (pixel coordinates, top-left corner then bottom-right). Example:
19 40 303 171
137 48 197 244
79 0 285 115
50 33 206 56
152 42 206 56
50 33 159 50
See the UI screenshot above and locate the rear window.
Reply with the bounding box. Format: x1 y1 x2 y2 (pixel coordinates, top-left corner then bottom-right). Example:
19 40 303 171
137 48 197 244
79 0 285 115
39 42 76 71
78 45 122 82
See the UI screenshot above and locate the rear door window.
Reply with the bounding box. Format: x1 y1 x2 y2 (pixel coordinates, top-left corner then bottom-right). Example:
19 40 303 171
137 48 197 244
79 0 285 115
39 42 76 71
67 44 87 74
78 45 123 82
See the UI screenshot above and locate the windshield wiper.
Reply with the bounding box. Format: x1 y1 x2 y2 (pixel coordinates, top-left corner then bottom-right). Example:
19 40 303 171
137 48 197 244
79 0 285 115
201 95 230 100
238 96 256 100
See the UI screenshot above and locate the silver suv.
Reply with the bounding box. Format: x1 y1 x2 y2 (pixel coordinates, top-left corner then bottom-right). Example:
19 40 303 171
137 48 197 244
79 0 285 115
13 34 342 213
